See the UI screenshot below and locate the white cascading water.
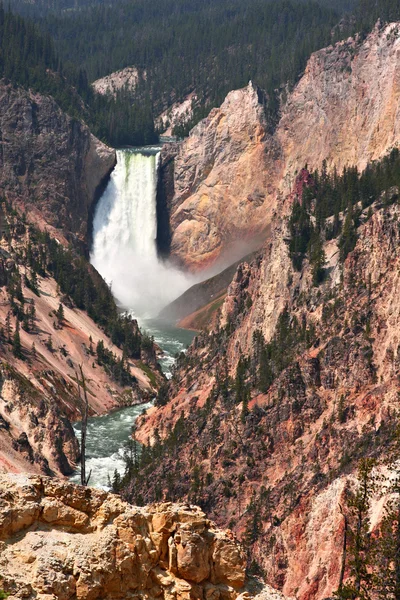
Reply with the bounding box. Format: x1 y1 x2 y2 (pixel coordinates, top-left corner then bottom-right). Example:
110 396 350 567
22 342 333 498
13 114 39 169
91 148 193 316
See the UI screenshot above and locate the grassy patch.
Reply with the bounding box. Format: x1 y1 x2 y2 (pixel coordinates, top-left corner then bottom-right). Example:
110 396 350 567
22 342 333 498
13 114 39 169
137 362 158 388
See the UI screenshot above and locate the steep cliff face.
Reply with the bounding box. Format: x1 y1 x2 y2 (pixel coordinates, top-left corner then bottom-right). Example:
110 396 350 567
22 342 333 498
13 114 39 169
170 82 279 271
278 21 400 185
0 211 160 477
0 473 248 600
134 194 400 599
0 80 115 239
169 23 400 271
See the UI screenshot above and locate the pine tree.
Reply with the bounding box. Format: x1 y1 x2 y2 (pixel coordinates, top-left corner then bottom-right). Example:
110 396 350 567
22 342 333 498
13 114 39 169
308 228 326 286
28 303 35 330
12 320 22 358
374 422 400 599
30 269 40 296
339 207 358 262
5 310 12 342
335 458 376 600
45 335 53 352
56 302 64 325
244 492 262 547
241 390 250 423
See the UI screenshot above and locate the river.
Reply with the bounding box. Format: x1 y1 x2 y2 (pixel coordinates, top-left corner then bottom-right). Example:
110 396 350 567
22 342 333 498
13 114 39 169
70 319 195 489
70 147 197 488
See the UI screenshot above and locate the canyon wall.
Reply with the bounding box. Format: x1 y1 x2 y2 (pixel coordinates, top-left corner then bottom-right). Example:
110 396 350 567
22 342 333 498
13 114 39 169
136 193 400 600
0 80 115 239
0 218 160 477
169 82 278 271
169 22 400 271
134 21 400 599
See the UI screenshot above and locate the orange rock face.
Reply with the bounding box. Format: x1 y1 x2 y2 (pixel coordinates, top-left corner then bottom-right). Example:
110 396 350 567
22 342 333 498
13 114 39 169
170 23 400 272
135 195 400 599
169 82 280 272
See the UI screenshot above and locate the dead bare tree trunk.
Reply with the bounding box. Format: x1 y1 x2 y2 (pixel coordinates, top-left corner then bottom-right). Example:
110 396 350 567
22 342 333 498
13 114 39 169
76 365 91 486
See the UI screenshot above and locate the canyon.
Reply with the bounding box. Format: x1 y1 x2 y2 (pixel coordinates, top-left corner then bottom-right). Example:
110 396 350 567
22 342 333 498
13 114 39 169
0 81 161 478
0 223 159 477
2 15 400 600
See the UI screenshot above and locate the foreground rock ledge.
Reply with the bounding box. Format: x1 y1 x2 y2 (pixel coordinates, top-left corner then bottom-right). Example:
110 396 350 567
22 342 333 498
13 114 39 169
0 474 247 600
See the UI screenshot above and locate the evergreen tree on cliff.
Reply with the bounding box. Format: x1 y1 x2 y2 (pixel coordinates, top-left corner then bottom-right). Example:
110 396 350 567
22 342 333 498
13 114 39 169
12 320 22 359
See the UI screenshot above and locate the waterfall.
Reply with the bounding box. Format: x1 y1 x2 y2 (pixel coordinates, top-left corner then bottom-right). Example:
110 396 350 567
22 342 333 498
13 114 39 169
91 148 193 316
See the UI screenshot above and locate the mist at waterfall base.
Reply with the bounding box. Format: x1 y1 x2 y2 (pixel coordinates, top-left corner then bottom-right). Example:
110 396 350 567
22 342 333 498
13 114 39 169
91 148 196 317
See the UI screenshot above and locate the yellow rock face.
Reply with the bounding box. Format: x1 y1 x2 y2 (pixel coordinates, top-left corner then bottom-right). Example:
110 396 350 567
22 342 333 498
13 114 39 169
0 474 247 600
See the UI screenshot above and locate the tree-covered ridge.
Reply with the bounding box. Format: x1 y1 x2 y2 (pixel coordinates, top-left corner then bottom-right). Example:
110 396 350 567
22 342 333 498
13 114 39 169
289 148 400 275
8 0 112 18
42 0 342 119
0 4 156 146
5 0 400 143
39 0 400 130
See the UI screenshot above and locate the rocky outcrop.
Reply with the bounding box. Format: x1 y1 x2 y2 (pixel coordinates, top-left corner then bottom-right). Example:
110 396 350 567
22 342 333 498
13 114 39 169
169 23 400 271
170 82 277 271
0 80 115 238
92 67 143 97
0 360 79 477
156 92 198 136
0 473 248 600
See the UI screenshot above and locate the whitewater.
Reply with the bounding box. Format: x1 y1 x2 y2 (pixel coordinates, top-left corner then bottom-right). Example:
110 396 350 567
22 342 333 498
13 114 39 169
90 148 194 316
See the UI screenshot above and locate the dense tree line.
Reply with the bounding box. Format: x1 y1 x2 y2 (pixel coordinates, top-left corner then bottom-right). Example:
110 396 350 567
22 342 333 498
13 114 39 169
41 0 343 124
0 4 156 146
35 0 400 133
6 0 400 142
10 0 112 19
